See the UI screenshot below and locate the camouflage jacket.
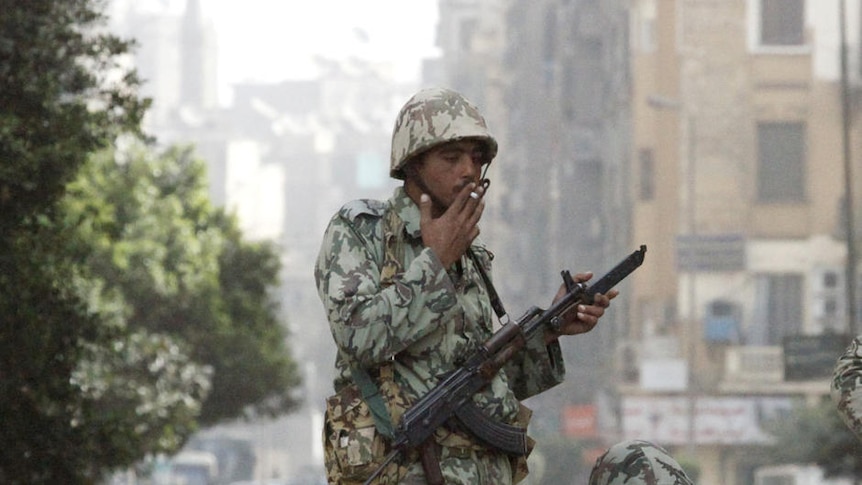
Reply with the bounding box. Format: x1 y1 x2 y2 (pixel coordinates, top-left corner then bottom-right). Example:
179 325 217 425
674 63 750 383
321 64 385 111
315 187 566 429
832 335 862 439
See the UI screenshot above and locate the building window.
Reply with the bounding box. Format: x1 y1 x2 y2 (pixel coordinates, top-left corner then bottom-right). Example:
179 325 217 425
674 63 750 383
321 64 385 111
756 122 806 203
638 148 655 200
760 0 804 46
634 0 656 53
564 40 603 122
638 297 677 337
811 268 845 332
705 299 741 343
542 6 557 87
458 18 477 51
751 273 803 345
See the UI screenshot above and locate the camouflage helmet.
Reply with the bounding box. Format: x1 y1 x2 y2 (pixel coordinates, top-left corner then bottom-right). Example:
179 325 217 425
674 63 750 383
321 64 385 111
589 440 695 485
390 87 498 180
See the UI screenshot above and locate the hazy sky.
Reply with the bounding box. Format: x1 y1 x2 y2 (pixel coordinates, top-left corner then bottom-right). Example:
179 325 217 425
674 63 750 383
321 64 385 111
206 1 440 91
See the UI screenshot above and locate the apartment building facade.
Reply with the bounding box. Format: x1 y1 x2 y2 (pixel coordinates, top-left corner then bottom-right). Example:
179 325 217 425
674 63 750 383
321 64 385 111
437 0 862 482
435 0 635 480
627 0 862 482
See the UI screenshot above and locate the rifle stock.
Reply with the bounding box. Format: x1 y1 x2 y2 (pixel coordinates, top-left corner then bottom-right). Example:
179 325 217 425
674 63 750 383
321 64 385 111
362 245 647 484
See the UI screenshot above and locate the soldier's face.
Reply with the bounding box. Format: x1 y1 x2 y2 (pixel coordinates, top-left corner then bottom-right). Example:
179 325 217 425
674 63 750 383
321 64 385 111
410 140 486 210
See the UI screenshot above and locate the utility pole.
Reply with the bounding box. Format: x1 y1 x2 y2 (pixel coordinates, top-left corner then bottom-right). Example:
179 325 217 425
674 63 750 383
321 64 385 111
840 0 859 334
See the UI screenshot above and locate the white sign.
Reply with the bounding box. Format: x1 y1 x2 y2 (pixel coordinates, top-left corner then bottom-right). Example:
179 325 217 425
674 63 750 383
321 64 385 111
639 358 688 391
622 396 796 445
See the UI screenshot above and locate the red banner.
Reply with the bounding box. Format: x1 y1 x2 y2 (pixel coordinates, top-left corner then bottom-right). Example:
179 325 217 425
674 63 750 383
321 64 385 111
562 404 598 438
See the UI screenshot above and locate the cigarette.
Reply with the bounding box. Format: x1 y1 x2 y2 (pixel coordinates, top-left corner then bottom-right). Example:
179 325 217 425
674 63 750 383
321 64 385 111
469 192 480 200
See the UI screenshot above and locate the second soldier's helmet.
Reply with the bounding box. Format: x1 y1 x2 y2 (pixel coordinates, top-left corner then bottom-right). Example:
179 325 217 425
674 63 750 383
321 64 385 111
389 87 499 180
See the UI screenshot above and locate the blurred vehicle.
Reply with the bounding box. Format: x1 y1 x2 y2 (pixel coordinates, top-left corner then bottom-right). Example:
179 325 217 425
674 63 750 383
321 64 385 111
754 464 852 485
168 450 218 485
227 481 287 485
284 467 326 485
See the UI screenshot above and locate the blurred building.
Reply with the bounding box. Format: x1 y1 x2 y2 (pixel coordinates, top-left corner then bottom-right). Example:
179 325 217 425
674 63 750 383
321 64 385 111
110 0 862 482
625 0 862 483
184 66 411 483
434 0 633 481
108 0 416 480
437 0 862 484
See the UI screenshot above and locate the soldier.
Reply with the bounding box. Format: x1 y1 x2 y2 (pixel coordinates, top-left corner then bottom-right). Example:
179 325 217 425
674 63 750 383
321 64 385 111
588 440 695 485
314 87 616 484
832 335 862 439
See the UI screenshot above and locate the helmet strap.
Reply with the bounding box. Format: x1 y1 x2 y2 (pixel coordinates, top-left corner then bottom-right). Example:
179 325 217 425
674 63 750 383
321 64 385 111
479 163 491 192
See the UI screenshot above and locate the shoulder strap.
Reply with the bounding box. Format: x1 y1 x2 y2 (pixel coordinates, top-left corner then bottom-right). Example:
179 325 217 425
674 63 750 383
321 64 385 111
380 207 405 286
350 365 395 438
353 211 512 440
468 249 510 324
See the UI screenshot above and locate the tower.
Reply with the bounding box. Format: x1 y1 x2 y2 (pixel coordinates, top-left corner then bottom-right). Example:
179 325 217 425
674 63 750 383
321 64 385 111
180 0 218 111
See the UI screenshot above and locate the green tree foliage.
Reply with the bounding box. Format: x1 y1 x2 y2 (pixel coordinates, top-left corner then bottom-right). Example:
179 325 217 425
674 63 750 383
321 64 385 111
0 0 147 230
68 145 302 425
1 1 300 482
761 397 862 479
0 225 108 483
70 330 212 473
0 0 148 482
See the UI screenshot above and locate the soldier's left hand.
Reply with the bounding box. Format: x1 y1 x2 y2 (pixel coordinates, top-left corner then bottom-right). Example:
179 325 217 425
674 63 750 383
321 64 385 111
544 271 618 344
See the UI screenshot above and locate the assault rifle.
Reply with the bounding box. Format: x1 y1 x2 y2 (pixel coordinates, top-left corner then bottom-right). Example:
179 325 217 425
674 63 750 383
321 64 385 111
363 245 647 484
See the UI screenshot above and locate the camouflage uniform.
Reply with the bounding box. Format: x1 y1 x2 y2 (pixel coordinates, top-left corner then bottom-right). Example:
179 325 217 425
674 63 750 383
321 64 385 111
832 335 862 439
315 187 565 484
588 440 695 485
315 88 566 484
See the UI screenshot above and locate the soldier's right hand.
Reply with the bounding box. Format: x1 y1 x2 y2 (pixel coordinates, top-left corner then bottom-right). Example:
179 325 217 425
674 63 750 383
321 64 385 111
419 183 484 268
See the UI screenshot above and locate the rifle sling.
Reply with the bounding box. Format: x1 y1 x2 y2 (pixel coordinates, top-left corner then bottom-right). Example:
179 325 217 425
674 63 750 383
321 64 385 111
345 206 405 441
468 249 509 324
350 365 395 439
